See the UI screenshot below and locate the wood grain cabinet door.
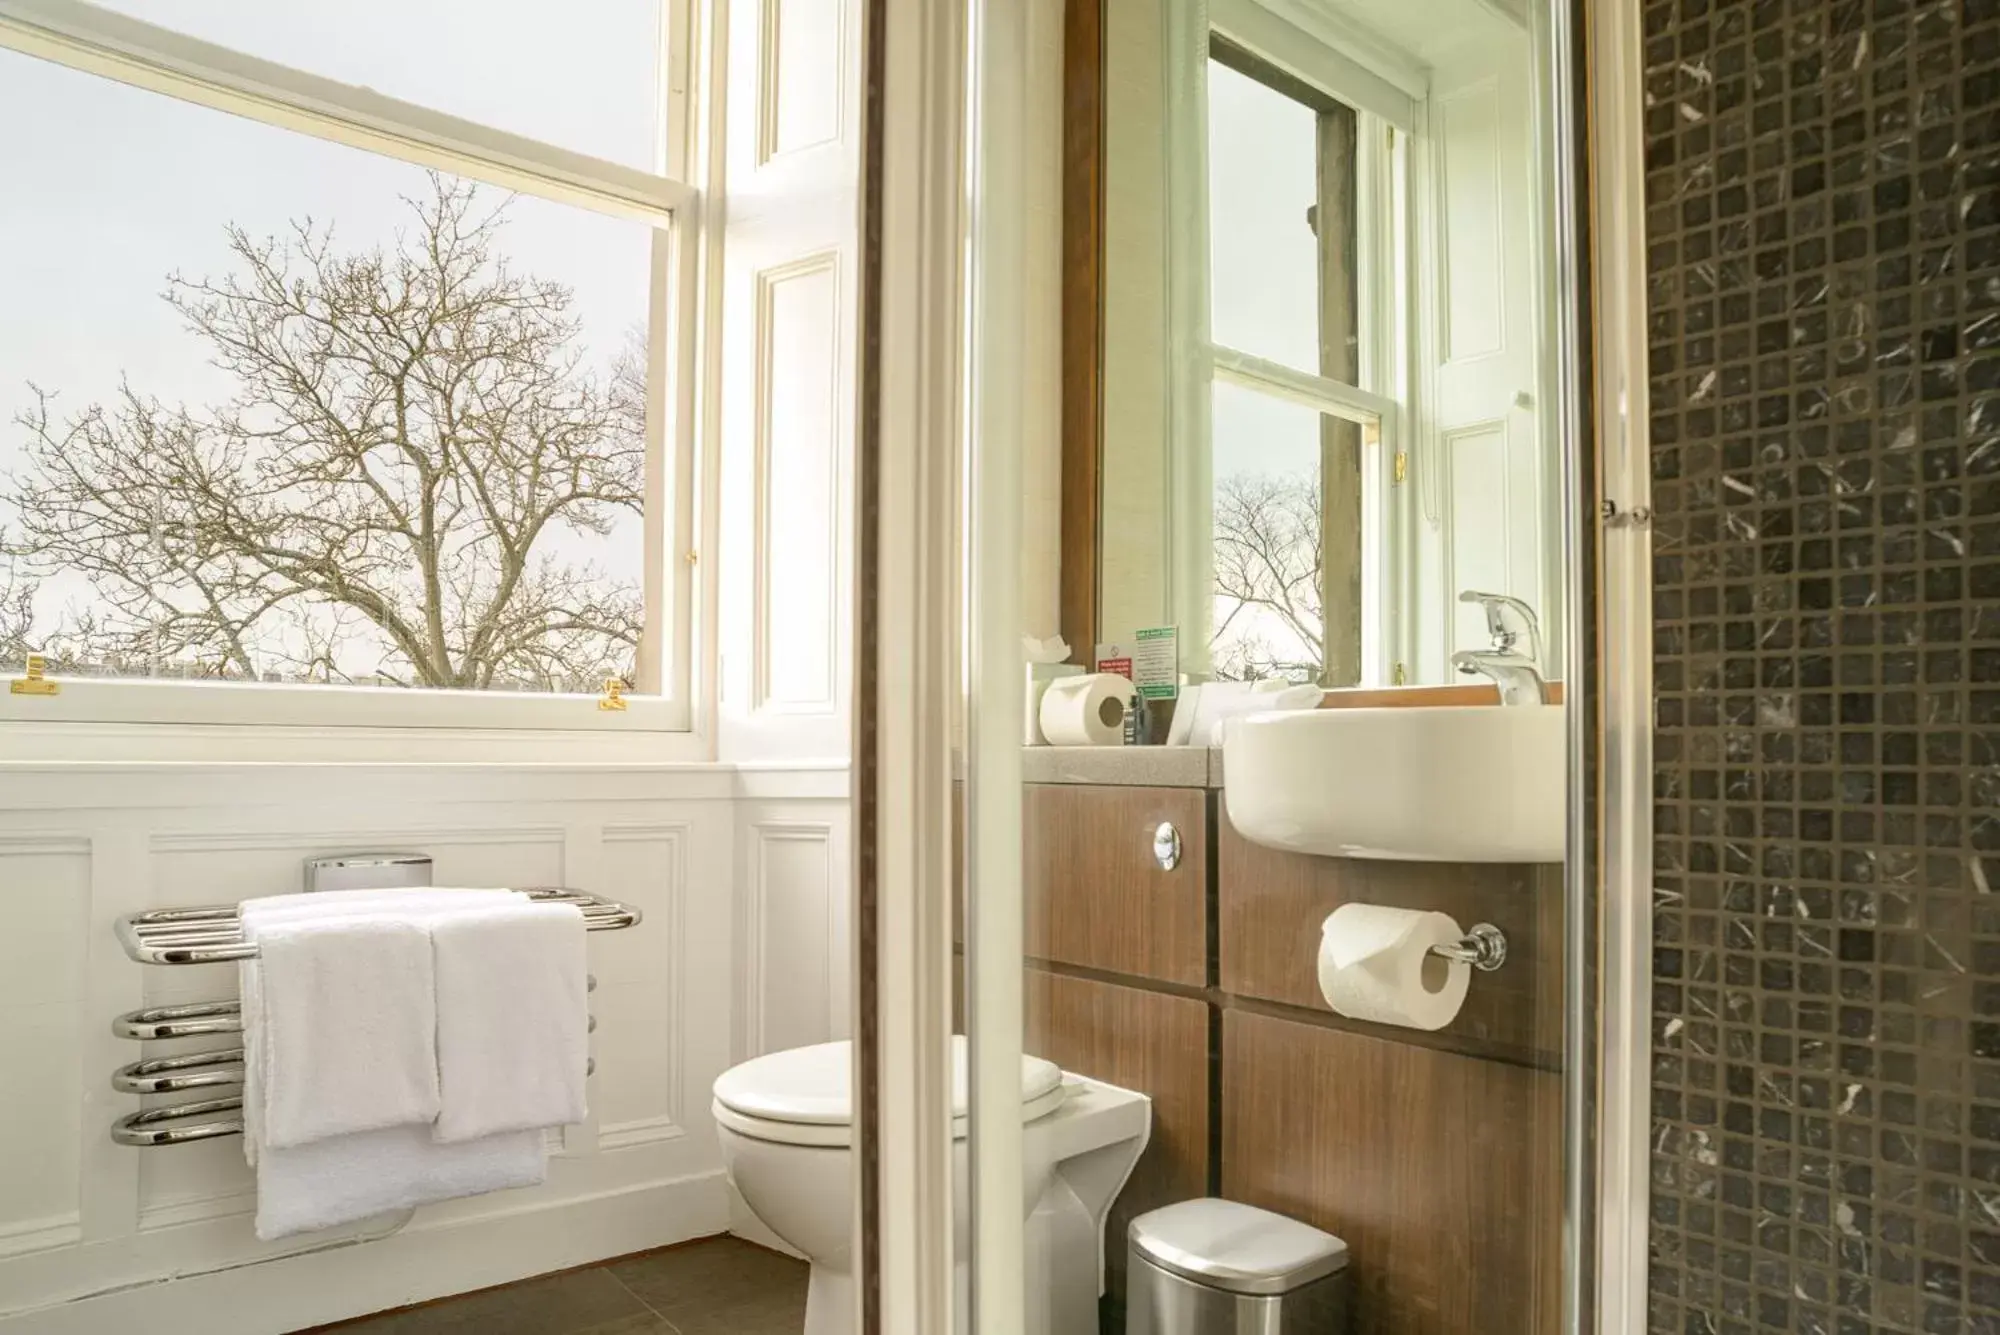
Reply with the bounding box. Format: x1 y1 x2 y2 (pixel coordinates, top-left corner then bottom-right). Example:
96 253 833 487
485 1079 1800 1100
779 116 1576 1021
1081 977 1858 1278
1023 784 1209 986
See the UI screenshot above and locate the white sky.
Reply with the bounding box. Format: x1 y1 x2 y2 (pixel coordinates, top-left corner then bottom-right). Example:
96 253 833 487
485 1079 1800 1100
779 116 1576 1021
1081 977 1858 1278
0 2 666 671
1205 59 1326 485
1204 60 1336 675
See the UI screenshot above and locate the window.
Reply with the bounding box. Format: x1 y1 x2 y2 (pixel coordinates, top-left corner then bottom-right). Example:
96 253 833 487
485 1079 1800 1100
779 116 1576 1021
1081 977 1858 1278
1201 39 1401 688
0 0 694 731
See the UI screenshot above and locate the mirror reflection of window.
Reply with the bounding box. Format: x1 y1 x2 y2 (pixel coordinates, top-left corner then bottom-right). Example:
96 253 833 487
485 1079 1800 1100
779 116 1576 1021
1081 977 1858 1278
1204 44 1383 689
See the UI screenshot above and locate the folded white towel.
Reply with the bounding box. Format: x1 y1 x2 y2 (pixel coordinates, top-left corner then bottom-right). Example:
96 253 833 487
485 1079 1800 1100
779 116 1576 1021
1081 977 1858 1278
244 911 439 1151
238 890 520 1162
432 900 589 1143
235 886 568 1234
253 1124 547 1242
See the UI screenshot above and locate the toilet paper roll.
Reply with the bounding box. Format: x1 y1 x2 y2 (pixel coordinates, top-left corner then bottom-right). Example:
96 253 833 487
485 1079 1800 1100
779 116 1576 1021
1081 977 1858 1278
1025 663 1085 746
1039 673 1131 746
1316 903 1470 1031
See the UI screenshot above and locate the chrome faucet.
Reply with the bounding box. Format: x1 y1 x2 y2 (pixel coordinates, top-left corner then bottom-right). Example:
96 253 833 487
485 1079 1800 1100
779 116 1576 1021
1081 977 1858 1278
1451 591 1549 706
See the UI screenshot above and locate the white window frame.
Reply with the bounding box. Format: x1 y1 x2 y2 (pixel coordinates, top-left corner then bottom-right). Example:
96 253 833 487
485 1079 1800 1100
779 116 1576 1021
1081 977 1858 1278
0 0 709 748
1167 0 1414 686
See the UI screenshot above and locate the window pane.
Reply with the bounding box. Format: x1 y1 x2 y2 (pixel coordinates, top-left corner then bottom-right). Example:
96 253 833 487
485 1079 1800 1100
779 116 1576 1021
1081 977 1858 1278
1206 58 1359 383
0 51 664 696
92 0 670 170
1209 381 1367 686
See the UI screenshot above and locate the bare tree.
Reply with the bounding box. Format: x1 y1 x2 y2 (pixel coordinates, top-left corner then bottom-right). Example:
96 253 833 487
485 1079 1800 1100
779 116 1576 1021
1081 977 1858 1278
4 175 644 691
1211 470 1323 682
0 535 33 666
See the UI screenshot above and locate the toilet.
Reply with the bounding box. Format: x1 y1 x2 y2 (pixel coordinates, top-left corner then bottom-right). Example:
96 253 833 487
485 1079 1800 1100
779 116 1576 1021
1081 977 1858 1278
713 1037 1151 1335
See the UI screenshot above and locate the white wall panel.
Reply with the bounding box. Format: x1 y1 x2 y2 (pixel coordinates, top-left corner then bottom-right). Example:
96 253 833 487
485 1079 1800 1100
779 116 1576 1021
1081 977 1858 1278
1413 23 1549 683
0 1009 82 1259
736 804 850 1062
1436 80 1506 363
760 0 845 161
755 254 843 712
0 764 847 1333
717 0 861 762
1442 421 1511 654
0 841 88 1260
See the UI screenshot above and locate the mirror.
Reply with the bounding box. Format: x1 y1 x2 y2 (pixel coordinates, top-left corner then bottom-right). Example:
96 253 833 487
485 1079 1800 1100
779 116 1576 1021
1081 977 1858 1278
1073 0 1564 690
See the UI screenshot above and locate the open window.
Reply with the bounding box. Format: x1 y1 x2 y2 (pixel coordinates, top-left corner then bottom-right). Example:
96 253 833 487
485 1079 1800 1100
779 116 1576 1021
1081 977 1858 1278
0 0 697 734
1196 38 1405 687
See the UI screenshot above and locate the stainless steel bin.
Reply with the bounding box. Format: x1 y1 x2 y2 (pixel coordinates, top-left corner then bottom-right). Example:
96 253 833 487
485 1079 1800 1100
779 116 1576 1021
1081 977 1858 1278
1125 1198 1350 1335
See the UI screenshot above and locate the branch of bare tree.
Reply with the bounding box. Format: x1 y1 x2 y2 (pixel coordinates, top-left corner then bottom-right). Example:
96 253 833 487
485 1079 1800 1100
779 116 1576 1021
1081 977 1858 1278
4 175 646 692
1211 470 1324 683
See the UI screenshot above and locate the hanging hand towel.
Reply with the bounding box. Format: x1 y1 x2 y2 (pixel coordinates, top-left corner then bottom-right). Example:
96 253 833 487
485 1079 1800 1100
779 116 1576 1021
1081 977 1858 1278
245 911 440 1150
237 889 521 1164
253 1124 547 1242
431 900 589 1143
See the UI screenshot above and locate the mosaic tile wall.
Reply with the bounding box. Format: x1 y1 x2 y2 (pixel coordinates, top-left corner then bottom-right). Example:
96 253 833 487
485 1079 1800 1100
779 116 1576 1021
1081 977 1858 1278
1642 0 2000 1329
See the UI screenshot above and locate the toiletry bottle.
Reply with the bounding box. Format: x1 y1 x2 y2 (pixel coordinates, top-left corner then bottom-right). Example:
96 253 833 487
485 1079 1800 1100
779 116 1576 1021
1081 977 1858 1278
1123 691 1148 746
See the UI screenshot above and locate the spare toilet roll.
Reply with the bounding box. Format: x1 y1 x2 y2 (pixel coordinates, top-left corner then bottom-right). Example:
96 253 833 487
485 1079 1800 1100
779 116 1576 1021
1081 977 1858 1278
1316 903 1470 1031
1039 673 1131 746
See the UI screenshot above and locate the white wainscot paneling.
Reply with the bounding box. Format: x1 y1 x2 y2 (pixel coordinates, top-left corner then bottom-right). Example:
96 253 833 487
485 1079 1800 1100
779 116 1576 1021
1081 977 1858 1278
589 823 690 1152
0 839 89 1261
0 771 804 1335
738 811 849 1060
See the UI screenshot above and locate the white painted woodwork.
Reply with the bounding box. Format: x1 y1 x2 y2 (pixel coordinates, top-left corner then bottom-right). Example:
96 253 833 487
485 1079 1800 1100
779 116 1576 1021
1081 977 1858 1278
0 763 849 1334
1020 0 1065 640
1097 0 1174 645
0 0 866 1326
755 254 844 713
716 0 862 763
1412 16 1549 683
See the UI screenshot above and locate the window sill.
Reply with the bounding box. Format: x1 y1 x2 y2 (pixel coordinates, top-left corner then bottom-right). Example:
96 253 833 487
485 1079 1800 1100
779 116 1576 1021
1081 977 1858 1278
0 717 716 766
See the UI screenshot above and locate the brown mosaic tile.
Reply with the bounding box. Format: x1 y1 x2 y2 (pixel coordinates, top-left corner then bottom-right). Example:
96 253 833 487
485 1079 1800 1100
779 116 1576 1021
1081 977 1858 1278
1644 0 2000 1330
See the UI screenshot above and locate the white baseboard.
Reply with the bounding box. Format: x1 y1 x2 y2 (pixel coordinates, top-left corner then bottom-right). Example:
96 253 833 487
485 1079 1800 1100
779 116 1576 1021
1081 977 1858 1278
1 1171 729 1335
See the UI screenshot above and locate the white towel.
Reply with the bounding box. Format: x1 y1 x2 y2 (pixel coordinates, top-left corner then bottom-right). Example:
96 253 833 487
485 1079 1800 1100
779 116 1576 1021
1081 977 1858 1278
242 911 439 1150
431 900 589 1143
238 890 520 1161
235 887 563 1235
252 1124 547 1242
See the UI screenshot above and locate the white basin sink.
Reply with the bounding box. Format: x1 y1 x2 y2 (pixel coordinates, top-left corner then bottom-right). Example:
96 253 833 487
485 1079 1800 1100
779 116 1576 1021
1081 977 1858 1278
1222 706 1565 862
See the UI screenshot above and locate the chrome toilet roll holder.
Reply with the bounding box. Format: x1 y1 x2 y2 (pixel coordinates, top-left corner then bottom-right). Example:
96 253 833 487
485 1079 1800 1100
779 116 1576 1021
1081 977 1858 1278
1428 923 1508 972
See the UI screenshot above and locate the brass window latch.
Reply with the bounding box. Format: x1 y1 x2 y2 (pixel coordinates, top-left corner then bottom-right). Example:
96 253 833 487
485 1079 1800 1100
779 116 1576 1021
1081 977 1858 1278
10 654 59 697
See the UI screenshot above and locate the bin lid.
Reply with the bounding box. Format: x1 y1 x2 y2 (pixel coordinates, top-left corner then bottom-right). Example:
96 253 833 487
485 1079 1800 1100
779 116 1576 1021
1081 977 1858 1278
1128 1198 1350 1297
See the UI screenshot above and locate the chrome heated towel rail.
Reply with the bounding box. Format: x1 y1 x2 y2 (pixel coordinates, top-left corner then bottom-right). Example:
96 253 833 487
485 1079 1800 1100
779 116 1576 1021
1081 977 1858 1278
108 864 640 1147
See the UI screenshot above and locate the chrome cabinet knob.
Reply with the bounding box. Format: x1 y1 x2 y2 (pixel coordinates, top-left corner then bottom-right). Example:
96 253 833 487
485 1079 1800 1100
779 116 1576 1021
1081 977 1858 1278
1152 822 1182 871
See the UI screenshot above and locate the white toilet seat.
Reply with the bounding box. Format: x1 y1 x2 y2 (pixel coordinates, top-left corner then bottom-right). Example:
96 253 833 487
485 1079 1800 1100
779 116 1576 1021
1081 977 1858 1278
712 1037 1069 1148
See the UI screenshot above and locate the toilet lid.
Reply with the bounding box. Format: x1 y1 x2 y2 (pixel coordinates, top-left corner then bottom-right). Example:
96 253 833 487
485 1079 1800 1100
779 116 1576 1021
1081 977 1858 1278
714 1036 1063 1126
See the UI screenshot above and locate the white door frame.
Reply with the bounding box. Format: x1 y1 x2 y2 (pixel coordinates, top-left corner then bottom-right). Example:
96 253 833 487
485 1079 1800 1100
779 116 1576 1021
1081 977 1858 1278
864 0 1653 1330
1584 0 1657 1327
860 0 968 1330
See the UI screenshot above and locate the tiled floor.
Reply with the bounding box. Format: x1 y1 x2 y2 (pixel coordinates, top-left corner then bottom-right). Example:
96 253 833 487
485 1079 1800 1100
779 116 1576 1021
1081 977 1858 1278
307 1236 809 1335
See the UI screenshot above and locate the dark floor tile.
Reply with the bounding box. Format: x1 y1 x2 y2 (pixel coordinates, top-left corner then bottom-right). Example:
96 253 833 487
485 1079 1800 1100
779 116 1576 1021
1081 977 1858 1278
658 1291 807 1335
330 1267 654 1335
571 1317 678 1335
608 1237 808 1323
